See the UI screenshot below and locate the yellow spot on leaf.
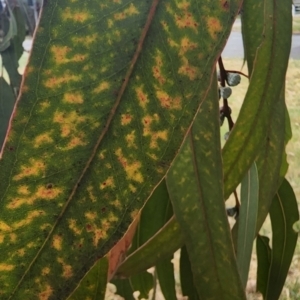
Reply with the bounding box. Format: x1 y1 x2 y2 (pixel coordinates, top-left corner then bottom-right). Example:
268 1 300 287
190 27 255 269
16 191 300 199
135 85 149 109
0 264 15 271
52 235 63 251
17 248 26 256
115 148 144 183
179 37 198 56
72 33 97 45
174 2 198 32
112 199 122 208
53 111 86 137
142 114 168 149
8 185 62 209
42 267 51 276
85 212 97 221
44 72 81 89
100 176 115 189
63 92 84 104
38 101 50 112
57 257 73 278
34 132 53 148
131 209 139 220
152 51 166 85
114 3 139 20
62 7 89 23
39 284 53 300
87 185 97 202
13 210 46 229
68 219 82 235
156 90 182 110
125 131 138 149
93 81 110 94
10 233 17 243
178 57 199 80
129 184 137 193
0 221 12 231
121 114 133 126
207 17 223 39
13 158 45 181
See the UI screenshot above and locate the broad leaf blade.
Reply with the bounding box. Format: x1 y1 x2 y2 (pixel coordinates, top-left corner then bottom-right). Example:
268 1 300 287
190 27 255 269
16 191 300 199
236 163 259 288
223 0 292 199
0 0 241 298
265 179 299 300
67 256 108 300
167 74 246 300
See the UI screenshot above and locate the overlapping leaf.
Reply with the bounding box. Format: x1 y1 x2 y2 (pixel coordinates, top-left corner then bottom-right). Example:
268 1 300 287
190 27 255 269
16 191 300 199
167 74 245 299
236 163 258 288
0 0 241 298
223 0 292 199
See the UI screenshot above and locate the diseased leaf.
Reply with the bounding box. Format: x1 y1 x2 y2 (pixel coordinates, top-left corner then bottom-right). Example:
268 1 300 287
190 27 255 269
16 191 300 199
265 179 299 300
0 0 241 297
167 74 246 300
236 163 259 288
223 0 292 199
67 256 108 300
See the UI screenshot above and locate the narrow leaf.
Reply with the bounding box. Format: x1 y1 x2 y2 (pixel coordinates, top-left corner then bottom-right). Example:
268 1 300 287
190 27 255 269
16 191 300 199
180 246 199 300
111 278 135 300
0 0 241 297
265 179 299 300
256 235 271 296
0 77 15 147
67 256 109 300
130 272 154 300
222 0 292 199
167 74 246 300
156 255 177 300
116 216 184 278
254 87 286 232
236 163 259 288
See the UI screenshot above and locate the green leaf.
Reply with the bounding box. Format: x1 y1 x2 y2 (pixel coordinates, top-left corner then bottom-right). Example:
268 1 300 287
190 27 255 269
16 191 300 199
236 163 259 288
1 44 22 92
180 246 199 300
156 255 177 300
130 272 154 300
222 0 292 199
116 216 184 278
126 180 172 299
111 278 134 300
0 77 15 148
0 1 241 298
254 87 286 233
67 256 108 300
265 179 299 300
256 235 271 296
167 74 246 300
